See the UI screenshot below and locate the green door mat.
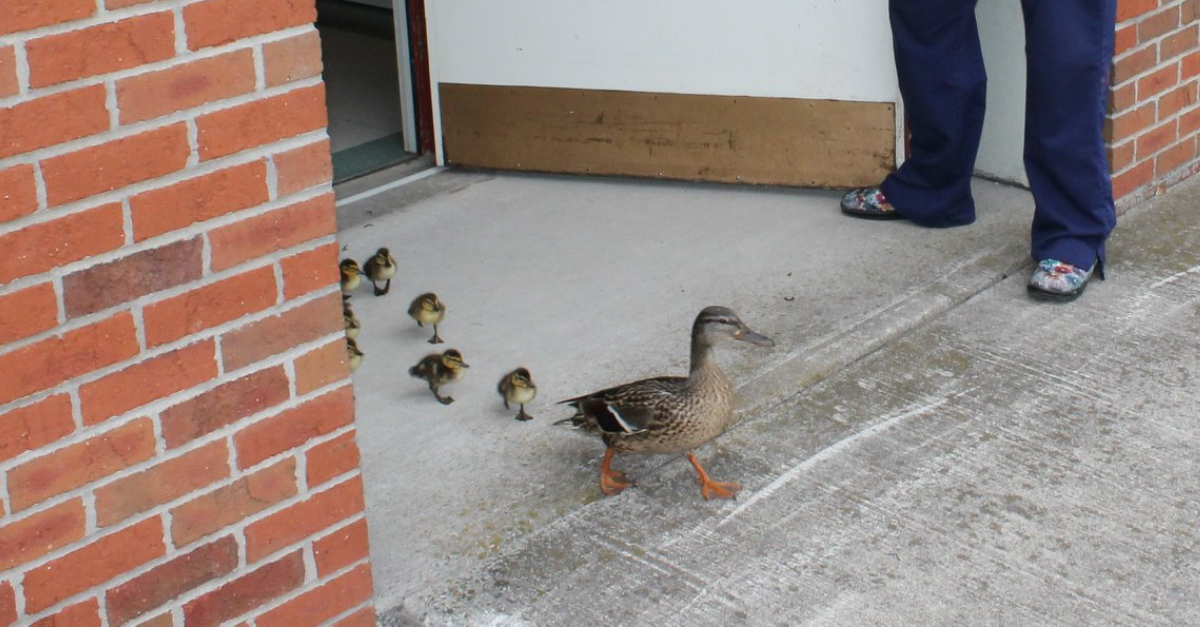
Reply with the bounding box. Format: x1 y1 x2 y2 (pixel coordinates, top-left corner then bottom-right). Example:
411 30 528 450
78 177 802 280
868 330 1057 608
332 133 414 183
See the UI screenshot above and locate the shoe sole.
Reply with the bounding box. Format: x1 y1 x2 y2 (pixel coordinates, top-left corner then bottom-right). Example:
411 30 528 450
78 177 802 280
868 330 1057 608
840 206 907 220
1026 283 1086 302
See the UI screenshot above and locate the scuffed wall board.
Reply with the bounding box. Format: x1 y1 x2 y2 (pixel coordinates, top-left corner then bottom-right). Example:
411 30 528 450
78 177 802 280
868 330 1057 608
439 83 895 188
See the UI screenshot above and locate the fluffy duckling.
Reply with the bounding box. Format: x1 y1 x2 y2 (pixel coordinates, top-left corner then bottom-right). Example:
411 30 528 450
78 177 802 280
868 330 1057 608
362 247 397 296
408 293 446 344
346 337 364 373
409 349 469 404
557 306 774 500
498 367 537 421
339 259 362 299
343 301 361 340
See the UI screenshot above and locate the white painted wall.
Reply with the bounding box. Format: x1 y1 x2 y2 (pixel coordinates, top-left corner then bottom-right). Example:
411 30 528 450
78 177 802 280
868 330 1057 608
976 0 1029 186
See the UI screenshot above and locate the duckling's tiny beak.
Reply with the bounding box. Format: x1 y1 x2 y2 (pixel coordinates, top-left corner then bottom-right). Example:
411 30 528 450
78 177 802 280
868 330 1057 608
461 362 471 368
738 330 775 348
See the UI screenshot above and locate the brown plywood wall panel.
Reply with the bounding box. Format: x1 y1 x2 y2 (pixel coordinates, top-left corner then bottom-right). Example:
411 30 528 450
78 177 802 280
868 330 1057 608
439 83 895 188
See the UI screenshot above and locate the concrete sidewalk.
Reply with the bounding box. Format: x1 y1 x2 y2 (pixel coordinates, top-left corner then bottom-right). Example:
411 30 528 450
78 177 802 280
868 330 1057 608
335 170 1200 625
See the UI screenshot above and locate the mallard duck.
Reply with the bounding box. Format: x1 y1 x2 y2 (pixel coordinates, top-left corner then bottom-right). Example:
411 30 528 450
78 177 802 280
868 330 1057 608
557 306 774 500
362 247 397 296
409 349 469 404
340 259 362 299
343 301 361 340
346 336 364 373
407 292 446 344
498 367 537 421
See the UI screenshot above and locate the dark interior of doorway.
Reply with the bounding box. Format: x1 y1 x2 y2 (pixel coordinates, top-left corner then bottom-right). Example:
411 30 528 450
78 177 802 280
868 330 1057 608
316 0 417 184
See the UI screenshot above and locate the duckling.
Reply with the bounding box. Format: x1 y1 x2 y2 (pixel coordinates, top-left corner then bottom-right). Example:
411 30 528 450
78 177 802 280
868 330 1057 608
339 259 362 299
346 336 364 373
557 306 774 500
407 292 446 344
362 247 397 296
343 301 361 340
409 349 469 404
498 367 537 421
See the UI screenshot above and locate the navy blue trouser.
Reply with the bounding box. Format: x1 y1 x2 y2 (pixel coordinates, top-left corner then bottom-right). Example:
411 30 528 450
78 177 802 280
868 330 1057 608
879 0 1118 273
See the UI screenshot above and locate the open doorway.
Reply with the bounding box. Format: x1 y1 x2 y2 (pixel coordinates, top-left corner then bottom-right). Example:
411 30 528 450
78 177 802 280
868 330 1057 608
316 0 420 183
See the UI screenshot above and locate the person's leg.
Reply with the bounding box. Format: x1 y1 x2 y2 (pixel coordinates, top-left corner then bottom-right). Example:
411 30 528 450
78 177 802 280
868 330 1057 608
877 0 986 228
1021 0 1117 276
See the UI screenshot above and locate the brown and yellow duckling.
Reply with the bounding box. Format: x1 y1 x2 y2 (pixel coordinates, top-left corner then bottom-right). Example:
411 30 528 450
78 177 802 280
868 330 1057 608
343 301 361 340
362 247 397 296
409 349 469 404
346 336 364 373
498 367 537 421
339 259 362 299
557 306 774 500
407 292 446 344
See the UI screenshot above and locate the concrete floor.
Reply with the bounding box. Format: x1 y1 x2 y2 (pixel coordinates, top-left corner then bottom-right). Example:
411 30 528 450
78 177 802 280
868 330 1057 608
334 170 1200 626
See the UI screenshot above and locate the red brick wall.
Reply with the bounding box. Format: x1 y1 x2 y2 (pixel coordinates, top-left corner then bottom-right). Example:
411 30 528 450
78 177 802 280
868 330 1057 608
1109 0 1200 204
0 0 375 625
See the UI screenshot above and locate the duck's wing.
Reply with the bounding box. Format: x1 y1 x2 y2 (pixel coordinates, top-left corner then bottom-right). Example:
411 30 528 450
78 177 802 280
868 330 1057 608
557 376 687 434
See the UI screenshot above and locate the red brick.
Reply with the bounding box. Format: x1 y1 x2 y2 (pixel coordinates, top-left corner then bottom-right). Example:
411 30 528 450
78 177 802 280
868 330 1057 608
23 517 165 614
0 45 17 98
1106 102 1158 142
1137 6 1180 43
1156 136 1198 173
95 440 230 527
131 161 269 241
1119 0 1160 22
312 518 369 577
106 0 159 8
293 339 350 396
1159 81 1199 120
1108 140 1136 172
220 291 343 372
26 12 175 88
8 418 156 511
1185 0 1200 22
182 550 305 627
208 193 337 271
0 0 95 36
62 237 203 319
332 607 376 627
1137 64 1179 100
0 202 125 285
184 0 317 50
142 265 278 347
274 138 332 197
244 475 364 562
306 430 360 488
1114 25 1138 57
160 366 290 448
0 582 14 626
1162 25 1200 61
1183 50 1200 80
0 85 108 160
106 536 238 625
233 386 353 470
0 498 86 571
132 613 174 627
0 312 138 408
1135 119 1179 159
32 597 102 627
1113 47 1158 85
0 164 39 223
195 84 328 161
1112 158 1155 199
79 340 218 425
118 49 257 125
256 563 372 627
170 457 297 546
1109 82 1136 115
42 123 191 207
0 282 58 345
280 242 338 299
263 30 324 87
0 394 74 465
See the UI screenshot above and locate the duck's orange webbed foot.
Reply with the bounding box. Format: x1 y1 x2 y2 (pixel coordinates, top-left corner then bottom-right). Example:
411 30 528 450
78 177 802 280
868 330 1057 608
687 452 739 500
599 449 632 496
